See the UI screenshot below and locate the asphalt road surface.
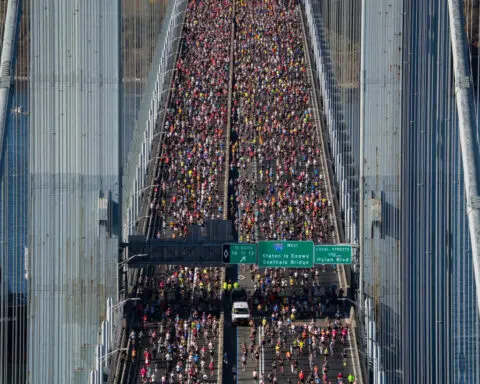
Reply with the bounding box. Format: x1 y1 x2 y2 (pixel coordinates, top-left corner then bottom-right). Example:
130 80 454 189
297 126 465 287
232 264 357 384
130 266 223 384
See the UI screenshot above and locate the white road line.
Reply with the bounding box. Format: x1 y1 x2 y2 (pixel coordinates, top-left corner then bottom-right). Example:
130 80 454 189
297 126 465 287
258 325 264 377
258 325 261 376
347 328 358 382
253 155 260 242
261 325 265 377
186 267 199 384
186 325 193 384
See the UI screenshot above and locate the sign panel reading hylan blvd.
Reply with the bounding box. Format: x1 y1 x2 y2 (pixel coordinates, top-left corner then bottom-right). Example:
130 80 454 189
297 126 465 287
315 245 352 264
258 241 314 268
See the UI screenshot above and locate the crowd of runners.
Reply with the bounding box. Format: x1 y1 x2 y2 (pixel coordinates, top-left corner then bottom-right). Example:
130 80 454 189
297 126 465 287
241 317 356 384
147 0 233 239
125 0 358 381
127 1 233 382
231 0 335 244
143 0 336 244
233 264 357 383
247 265 345 321
126 265 223 383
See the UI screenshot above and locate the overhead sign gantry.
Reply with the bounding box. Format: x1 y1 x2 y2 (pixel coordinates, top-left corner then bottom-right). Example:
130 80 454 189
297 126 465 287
124 221 354 267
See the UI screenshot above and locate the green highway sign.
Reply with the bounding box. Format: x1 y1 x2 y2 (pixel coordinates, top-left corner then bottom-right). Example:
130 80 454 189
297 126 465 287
222 243 257 264
258 241 314 268
315 244 352 264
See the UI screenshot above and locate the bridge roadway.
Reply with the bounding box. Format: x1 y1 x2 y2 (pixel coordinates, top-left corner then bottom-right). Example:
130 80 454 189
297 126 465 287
223 0 360 381
124 265 224 384
119 0 362 381
122 0 233 380
226 265 358 384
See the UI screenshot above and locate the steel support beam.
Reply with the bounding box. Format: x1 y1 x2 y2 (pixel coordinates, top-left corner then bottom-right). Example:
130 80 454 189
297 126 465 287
447 0 480 314
0 0 20 159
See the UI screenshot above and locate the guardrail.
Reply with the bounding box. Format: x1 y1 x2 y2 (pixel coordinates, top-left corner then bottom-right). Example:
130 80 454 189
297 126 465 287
298 6 348 291
345 307 365 384
107 266 144 384
111 3 189 381
302 0 359 248
300 5 363 383
122 0 188 241
113 0 188 374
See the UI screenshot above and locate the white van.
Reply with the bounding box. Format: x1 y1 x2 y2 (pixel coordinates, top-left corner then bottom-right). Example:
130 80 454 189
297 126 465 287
231 301 250 325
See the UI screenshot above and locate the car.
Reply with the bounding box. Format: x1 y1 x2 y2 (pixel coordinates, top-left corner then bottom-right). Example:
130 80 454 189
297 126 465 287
230 288 248 304
231 301 250 325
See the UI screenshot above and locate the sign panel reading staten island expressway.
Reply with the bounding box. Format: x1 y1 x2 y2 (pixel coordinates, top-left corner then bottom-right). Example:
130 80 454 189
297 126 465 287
258 241 314 268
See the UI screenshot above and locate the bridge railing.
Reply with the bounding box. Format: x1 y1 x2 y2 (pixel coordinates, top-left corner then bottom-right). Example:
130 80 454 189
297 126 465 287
110 1 188 381
302 0 359 248
302 3 364 381
121 0 188 241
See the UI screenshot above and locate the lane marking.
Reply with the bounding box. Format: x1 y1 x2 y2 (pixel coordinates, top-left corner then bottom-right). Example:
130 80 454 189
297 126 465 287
238 274 246 281
257 325 261 377
258 325 261 377
260 325 265 377
236 326 239 384
185 324 193 379
347 328 358 383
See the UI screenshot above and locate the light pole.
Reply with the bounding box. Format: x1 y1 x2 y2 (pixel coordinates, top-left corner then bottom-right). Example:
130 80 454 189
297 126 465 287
135 184 160 196
110 297 142 334
99 347 129 363
111 297 142 313
131 183 161 212
158 67 177 83
118 253 149 271
92 347 129 383
338 297 357 306
105 297 141 363
337 297 360 320
134 215 151 225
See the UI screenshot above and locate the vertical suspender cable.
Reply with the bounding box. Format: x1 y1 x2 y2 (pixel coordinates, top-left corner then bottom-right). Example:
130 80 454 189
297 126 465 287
0 3 20 377
0 0 20 161
358 0 366 313
447 0 480 315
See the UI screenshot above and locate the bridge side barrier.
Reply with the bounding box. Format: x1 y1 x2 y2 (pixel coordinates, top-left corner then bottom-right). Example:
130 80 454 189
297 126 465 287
107 266 144 384
142 4 188 241
301 0 358 250
298 5 348 291
301 4 369 382
301 5 364 383
110 3 188 377
121 0 188 240
346 307 364 384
